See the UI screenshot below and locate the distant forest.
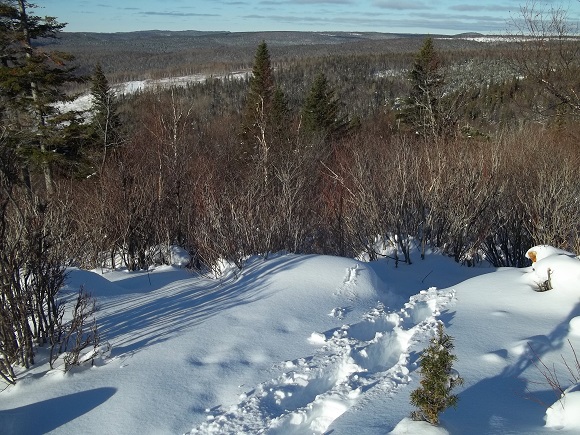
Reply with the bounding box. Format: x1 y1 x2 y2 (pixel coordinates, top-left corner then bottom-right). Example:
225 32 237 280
46 30 493 81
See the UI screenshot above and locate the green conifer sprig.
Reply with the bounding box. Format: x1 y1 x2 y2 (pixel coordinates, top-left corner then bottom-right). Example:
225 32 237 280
410 322 464 426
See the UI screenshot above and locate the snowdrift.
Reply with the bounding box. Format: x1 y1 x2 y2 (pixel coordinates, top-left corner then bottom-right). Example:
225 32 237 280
0 248 579 435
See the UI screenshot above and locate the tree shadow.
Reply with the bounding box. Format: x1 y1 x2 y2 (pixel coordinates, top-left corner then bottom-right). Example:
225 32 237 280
0 387 116 434
443 300 580 434
93 255 309 357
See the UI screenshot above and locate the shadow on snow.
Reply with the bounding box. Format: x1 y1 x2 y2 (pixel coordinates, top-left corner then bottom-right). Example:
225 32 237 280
0 387 116 434
93 255 309 358
443 300 580 434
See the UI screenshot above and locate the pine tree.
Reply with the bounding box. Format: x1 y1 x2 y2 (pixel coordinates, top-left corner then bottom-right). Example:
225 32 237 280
0 0 82 194
397 37 445 138
410 322 464 425
241 40 275 151
89 63 122 169
270 85 291 146
301 72 348 141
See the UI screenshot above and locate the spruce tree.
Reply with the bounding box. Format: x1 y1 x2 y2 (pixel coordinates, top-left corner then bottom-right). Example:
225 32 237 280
241 40 275 151
270 85 291 146
398 37 445 138
301 72 348 141
410 322 463 425
0 0 82 194
89 63 122 168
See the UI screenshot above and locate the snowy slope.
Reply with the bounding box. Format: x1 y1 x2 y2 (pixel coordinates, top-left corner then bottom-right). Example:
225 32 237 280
0 249 579 434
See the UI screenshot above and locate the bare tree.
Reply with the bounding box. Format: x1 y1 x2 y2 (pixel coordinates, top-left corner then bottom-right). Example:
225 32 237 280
510 1 580 121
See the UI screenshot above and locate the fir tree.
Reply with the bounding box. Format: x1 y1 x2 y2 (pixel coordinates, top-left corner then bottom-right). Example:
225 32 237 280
301 72 348 141
397 37 445 138
0 0 83 194
270 85 291 146
410 322 464 425
89 63 122 169
241 40 275 150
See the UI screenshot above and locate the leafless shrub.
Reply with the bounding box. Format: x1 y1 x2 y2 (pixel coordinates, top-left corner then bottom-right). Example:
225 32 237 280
528 340 580 406
50 288 100 371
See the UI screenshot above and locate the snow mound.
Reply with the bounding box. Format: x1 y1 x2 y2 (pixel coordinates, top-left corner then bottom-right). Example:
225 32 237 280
525 245 576 263
389 417 450 434
528 250 580 291
569 317 580 336
545 384 580 430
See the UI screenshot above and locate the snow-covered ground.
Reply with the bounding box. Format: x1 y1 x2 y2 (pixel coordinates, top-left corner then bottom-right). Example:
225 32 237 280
1 246 579 434
59 71 249 113
114 71 249 96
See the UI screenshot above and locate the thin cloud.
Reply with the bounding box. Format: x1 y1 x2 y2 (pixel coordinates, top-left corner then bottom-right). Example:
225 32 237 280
294 0 353 3
373 1 430 10
451 4 513 12
141 11 219 17
243 11 508 32
259 0 352 5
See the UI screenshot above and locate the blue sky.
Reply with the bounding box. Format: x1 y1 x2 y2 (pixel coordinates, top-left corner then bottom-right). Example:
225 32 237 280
35 0 580 35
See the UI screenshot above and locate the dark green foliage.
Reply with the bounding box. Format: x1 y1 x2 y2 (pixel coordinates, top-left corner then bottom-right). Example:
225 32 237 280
410 323 464 425
397 37 447 138
270 85 292 146
301 72 348 140
241 41 275 150
249 41 274 107
0 0 85 192
90 63 119 133
0 1 100 386
89 63 122 166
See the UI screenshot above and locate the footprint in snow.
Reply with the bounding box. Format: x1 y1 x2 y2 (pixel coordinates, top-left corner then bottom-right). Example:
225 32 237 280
189 287 457 435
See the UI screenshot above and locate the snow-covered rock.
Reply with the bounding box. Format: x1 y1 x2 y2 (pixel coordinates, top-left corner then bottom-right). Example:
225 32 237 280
525 245 576 263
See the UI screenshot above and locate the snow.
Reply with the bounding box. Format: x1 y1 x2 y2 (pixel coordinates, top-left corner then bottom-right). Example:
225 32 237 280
1 247 580 434
58 71 250 114
545 384 580 430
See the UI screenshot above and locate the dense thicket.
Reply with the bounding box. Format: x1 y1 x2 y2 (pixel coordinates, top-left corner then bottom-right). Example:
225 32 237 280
63 40 579 273
57 31 580 274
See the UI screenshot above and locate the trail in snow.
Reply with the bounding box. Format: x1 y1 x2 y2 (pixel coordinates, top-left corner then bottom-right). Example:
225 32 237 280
189 282 456 435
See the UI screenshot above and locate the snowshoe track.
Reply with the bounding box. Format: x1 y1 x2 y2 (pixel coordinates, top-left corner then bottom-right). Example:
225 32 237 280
189 287 456 434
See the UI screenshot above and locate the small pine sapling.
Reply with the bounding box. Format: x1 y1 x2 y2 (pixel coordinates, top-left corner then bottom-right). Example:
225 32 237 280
410 322 464 425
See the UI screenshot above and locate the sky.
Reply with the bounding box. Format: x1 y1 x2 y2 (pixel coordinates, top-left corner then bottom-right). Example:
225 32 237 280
34 0 580 35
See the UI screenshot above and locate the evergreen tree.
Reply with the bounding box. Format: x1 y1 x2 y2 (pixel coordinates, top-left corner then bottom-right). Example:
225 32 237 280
0 0 82 194
89 63 122 169
301 72 348 141
397 37 446 138
270 85 291 147
241 40 275 150
410 322 464 425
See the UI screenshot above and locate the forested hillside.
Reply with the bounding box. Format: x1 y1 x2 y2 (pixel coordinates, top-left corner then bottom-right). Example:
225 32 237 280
0 1 578 385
